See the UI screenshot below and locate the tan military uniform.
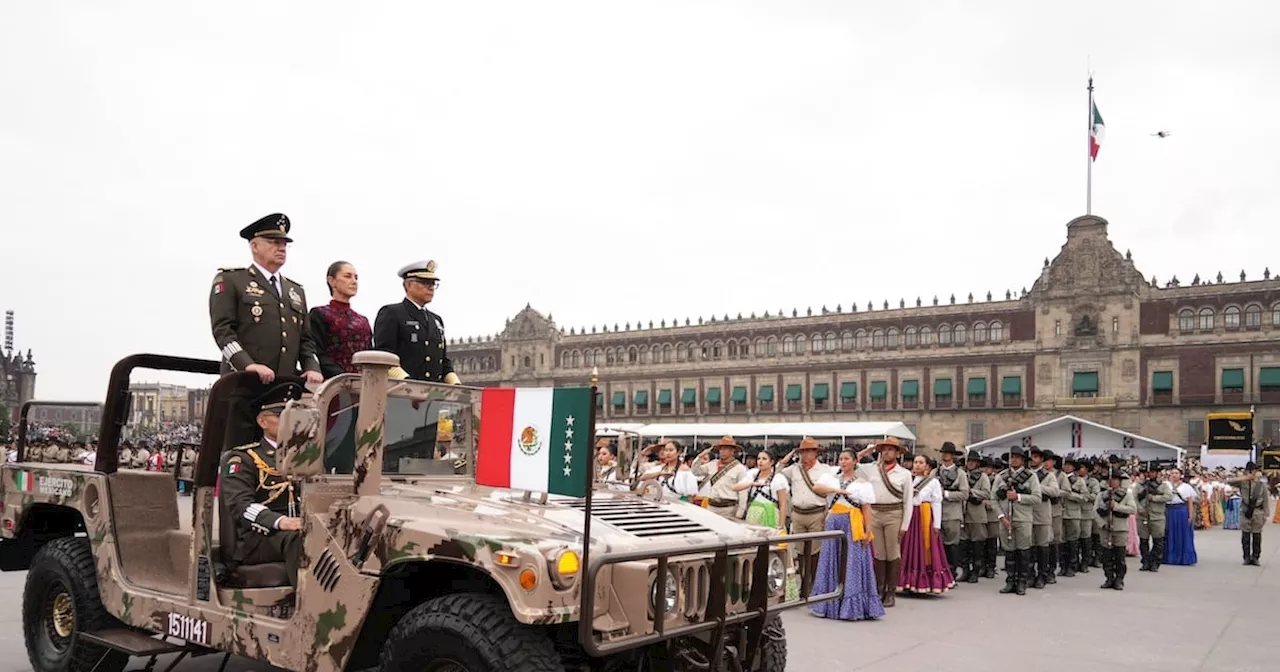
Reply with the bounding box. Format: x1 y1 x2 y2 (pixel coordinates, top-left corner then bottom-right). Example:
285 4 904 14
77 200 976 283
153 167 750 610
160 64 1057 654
937 462 969 546
1095 478 1136 589
783 462 831 534
856 461 913 561
694 459 747 519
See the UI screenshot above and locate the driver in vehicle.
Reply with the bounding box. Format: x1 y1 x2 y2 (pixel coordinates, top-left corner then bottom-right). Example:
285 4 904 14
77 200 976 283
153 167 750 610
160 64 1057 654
220 380 306 587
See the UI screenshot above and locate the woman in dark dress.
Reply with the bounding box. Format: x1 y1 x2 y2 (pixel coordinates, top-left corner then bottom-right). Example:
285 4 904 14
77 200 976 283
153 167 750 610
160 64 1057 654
308 261 371 473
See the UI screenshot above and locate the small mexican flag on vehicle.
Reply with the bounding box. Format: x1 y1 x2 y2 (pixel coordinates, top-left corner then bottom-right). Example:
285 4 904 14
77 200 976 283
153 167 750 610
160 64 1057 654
476 387 594 497
16 470 34 492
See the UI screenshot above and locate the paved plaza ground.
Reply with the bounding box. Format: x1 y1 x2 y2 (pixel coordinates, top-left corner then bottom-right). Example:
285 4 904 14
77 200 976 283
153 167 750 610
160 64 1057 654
0 525 1272 671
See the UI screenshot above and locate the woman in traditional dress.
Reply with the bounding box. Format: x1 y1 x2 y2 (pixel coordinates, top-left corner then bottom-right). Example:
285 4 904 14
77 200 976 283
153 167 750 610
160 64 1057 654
634 441 698 502
809 449 884 621
1223 483 1241 530
1164 468 1199 565
596 439 630 492
732 450 790 532
898 456 954 594
1213 476 1226 525
309 261 373 379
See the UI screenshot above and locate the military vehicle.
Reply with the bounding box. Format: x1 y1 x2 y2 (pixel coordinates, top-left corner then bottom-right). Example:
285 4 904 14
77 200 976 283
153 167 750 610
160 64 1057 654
1 352 845 672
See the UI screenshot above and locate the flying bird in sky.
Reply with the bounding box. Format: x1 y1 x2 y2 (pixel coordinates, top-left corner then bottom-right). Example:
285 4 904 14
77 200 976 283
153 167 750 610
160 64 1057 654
1150 130 1172 138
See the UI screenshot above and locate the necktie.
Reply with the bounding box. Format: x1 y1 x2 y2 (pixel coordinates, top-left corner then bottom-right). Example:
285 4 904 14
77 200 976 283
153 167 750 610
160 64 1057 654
269 275 280 297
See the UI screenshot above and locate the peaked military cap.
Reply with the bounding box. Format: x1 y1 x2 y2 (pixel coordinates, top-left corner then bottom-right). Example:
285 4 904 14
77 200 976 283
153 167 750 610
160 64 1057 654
240 213 292 242
940 441 961 455
251 379 306 415
398 260 439 281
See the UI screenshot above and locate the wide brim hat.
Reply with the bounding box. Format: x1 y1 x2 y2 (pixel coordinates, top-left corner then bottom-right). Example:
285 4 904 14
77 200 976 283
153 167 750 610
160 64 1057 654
1007 445 1027 458
1027 445 1044 456
712 435 742 450
240 213 292 242
797 436 821 451
963 450 984 463
872 436 906 452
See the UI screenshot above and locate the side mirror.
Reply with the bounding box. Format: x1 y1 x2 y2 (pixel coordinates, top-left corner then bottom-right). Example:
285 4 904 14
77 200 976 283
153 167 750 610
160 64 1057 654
276 400 324 479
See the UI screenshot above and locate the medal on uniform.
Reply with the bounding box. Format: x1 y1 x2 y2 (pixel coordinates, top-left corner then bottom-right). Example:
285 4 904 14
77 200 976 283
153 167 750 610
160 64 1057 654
251 306 263 317
411 333 418 343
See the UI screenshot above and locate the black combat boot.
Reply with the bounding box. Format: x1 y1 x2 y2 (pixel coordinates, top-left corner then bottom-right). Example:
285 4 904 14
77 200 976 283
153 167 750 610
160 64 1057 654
1138 537 1151 571
945 544 959 578
1045 544 1058 584
1015 549 1028 595
1062 541 1076 577
953 541 969 583
1242 532 1253 565
999 550 1018 594
1030 547 1046 589
1099 545 1115 589
1150 537 1164 572
984 538 998 578
1090 534 1103 567
964 540 980 583
1113 547 1126 590
1077 537 1090 574
1251 533 1262 565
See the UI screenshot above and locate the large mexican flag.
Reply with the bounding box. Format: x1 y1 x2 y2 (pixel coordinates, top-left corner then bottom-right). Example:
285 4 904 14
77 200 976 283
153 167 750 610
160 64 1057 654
476 387 594 497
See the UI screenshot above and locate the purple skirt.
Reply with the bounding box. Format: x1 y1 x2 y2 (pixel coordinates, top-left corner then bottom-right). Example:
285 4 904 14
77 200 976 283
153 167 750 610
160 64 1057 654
809 510 885 621
897 505 955 594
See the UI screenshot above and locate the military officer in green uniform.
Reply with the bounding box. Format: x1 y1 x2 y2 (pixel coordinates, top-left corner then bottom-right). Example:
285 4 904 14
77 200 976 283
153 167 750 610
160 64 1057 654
373 260 459 384
1136 461 1173 572
209 213 322 385
1232 462 1271 566
1095 468 1136 590
219 381 307 587
993 446 1040 596
959 450 990 583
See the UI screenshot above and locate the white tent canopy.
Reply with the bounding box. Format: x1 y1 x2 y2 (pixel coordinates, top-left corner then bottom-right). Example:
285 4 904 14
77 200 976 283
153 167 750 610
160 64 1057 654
966 415 1185 461
598 421 916 443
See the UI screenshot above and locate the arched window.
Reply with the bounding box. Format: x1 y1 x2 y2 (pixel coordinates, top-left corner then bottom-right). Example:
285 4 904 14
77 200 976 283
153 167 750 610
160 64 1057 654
728 341 739 358
641 346 652 364
560 352 570 367
973 322 988 343
572 351 581 367
662 344 672 363
938 325 952 345
841 331 854 351
1273 303 1280 326
989 321 1004 343
712 340 724 359
699 341 711 360
920 326 933 345
886 328 899 348
905 326 918 347
628 346 638 364
754 338 766 357
872 329 885 349
677 344 688 362
1224 305 1241 329
766 336 778 356
795 334 807 354
855 330 869 350
1178 308 1195 333
953 323 967 344
825 332 837 352
606 350 616 365
1198 308 1214 331
739 339 751 357
811 333 824 353
782 335 795 354
1245 304 1262 328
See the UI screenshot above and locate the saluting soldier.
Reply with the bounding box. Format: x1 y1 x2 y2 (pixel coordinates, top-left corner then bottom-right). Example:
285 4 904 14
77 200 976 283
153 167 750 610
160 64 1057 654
1060 457 1091 576
1095 468 1137 590
781 437 833 590
219 381 307 588
374 260 459 384
936 442 971 581
693 436 748 520
208 213 323 385
959 450 990 583
854 437 913 608
993 446 1040 596
1135 461 1173 572
1231 462 1271 566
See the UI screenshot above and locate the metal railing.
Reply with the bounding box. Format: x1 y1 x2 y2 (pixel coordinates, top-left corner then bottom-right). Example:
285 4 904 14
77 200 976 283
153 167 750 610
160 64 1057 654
578 529 845 664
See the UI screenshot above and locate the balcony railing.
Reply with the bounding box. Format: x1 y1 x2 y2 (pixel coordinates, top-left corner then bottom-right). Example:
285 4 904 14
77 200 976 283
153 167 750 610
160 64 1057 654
1053 396 1117 409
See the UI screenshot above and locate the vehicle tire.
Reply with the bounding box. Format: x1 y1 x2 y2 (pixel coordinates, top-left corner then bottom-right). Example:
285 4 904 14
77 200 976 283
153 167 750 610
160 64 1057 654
379 593 563 672
750 617 787 672
22 536 127 672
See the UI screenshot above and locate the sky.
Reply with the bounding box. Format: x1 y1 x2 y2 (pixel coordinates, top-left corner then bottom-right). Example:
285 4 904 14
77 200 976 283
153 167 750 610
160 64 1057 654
2 1 1278 401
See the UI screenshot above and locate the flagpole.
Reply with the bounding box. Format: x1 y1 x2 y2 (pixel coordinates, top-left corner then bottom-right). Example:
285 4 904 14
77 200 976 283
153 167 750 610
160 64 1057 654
1086 76 1094 215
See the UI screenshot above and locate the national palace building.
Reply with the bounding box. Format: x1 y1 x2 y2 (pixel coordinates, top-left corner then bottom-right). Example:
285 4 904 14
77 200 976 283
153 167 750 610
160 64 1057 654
448 215 1280 451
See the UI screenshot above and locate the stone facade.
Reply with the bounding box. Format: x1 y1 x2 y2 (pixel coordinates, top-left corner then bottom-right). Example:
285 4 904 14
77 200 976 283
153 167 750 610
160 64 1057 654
1 348 37 427
448 216 1280 451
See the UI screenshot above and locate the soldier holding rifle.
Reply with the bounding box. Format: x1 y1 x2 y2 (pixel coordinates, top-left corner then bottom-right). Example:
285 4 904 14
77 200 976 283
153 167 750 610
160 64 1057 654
991 446 1039 596
1095 468 1137 590
1135 461 1173 572
1227 462 1271 566
958 450 990 583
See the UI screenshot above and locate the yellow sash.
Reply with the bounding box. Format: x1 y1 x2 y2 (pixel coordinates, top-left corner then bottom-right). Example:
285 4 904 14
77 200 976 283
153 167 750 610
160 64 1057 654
920 502 933 560
246 449 295 513
829 502 871 542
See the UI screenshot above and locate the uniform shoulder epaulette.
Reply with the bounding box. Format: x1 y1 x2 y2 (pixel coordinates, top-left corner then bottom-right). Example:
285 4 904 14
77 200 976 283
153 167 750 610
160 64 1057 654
282 275 302 287
229 442 258 452
217 266 246 273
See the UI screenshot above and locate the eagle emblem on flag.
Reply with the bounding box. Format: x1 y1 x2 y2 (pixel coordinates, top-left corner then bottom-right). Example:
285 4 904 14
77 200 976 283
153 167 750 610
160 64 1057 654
1122 436 1134 449
517 425 542 456
1021 436 1032 447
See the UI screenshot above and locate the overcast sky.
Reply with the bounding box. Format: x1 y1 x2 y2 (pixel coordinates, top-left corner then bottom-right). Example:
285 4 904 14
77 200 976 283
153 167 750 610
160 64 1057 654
2 1 1278 402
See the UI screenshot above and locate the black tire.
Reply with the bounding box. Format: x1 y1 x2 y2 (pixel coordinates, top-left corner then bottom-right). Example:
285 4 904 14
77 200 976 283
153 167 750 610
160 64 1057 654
379 593 563 672
751 617 787 672
22 537 127 672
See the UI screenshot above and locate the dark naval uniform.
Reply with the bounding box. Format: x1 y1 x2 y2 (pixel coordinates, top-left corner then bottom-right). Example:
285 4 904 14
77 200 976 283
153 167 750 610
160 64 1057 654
208 213 321 377
219 382 305 587
373 260 457 383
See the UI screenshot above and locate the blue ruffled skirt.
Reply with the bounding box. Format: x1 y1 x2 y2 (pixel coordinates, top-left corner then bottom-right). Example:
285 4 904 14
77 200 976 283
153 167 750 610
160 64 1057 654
810 510 885 621
1164 503 1198 566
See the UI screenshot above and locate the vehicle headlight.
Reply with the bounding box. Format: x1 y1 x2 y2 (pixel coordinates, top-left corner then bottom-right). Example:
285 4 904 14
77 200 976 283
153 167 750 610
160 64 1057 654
548 548 581 590
649 569 678 615
766 554 787 595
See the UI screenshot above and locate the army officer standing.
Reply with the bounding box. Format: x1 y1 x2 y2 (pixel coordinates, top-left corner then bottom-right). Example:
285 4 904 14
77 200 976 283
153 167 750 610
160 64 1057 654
209 213 322 384
373 260 459 383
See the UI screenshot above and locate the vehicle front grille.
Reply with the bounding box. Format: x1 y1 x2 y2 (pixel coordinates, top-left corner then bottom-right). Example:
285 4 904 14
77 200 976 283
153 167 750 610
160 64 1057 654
564 499 711 537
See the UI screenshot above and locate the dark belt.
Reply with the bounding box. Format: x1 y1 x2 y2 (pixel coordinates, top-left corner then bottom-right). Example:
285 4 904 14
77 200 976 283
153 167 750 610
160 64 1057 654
710 499 738 508
870 503 903 511
792 505 826 515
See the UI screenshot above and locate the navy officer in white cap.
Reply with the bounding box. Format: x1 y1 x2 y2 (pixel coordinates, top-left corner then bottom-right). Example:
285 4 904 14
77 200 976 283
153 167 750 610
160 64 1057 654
373 260 459 383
